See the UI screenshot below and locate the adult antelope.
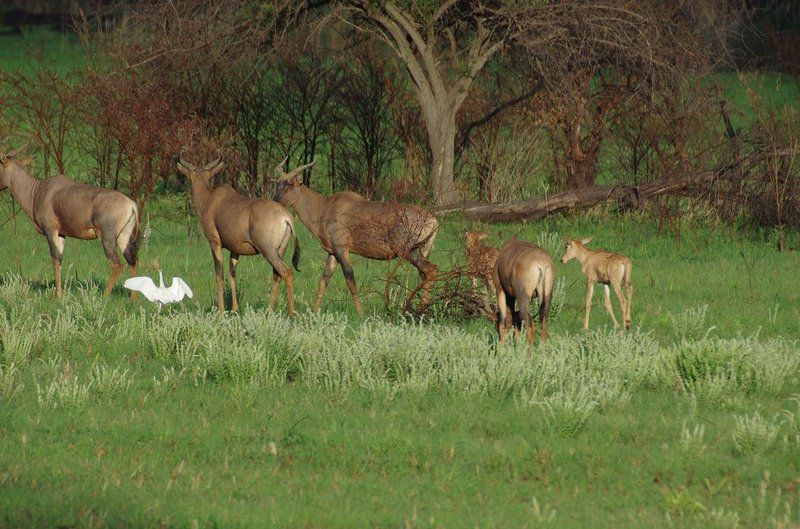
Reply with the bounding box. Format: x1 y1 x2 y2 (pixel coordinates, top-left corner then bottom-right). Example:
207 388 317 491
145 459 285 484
0 142 139 297
561 237 632 330
493 238 555 345
274 160 438 315
177 158 300 315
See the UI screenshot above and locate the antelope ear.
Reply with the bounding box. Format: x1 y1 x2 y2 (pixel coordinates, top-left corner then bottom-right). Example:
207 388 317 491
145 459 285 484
176 161 191 176
580 236 594 245
477 232 489 241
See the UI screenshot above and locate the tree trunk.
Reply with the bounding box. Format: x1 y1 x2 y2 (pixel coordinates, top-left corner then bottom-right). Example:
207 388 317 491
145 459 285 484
564 155 599 189
430 117 458 205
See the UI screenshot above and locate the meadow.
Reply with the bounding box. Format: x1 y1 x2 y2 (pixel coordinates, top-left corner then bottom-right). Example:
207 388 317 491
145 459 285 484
0 197 799 528
1 24 800 529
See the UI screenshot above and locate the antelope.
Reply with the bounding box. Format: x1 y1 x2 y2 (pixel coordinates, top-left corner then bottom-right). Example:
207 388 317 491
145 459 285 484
0 142 139 297
464 231 499 316
274 160 438 315
177 158 300 315
561 237 633 330
493 238 555 345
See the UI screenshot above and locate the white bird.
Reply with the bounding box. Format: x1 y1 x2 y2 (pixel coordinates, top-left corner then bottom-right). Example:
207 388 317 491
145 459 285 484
123 270 193 306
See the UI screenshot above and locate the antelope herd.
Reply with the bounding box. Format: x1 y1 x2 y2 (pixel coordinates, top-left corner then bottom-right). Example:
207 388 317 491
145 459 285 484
0 140 634 346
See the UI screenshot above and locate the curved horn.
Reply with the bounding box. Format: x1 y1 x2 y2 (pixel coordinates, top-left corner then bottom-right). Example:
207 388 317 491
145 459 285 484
178 157 196 171
6 142 29 159
204 158 221 171
275 157 288 176
289 159 316 176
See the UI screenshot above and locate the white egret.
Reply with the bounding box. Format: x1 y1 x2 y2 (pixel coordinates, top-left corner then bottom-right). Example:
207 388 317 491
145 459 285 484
123 270 193 306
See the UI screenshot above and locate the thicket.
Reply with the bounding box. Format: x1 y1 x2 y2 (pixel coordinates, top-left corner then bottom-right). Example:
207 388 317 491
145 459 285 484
0 1 797 235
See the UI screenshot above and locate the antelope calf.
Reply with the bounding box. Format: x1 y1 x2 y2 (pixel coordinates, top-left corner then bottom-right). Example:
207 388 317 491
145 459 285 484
177 159 300 315
561 237 632 330
0 142 139 297
274 160 438 315
493 238 555 345
464 231 499 315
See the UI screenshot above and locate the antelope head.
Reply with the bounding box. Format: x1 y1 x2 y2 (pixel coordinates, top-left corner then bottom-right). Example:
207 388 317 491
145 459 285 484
273 158 316 206
464 230 490 250
176 157 224 187
0 139 32 191
561 237 593 264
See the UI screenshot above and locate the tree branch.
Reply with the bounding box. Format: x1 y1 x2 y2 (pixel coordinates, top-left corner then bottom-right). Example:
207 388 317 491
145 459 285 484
456 81 543 154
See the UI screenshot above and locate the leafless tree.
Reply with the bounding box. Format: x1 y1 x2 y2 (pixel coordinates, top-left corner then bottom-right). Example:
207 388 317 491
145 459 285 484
331 48 403 198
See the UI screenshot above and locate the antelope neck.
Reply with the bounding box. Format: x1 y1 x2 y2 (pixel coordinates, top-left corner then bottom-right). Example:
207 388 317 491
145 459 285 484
189 179 215 214
573 245 594 265
6 162 42 220
289 186 326 239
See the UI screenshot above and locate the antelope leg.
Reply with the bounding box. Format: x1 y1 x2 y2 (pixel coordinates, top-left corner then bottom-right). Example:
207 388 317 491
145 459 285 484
264 249 294 317
583 280 595 330
624 283 634 328
314 254 338 312
519 293 535 346
335 248 363 316
496 289 509 344
229 253 239 313
46 232 65 298
611 281 627 331
603 284 620 328
210 245 225 312
99 232 124 298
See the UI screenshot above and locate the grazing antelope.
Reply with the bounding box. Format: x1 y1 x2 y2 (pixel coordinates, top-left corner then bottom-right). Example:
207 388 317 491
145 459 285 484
464 231 499 315
0 142 139 297
177 158 300 315
493 238 555 345
561 237 632 330
274 160 438 315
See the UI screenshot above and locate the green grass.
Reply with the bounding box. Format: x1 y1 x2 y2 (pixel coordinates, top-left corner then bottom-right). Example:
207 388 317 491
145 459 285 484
0 194 799 528
0 27 86 74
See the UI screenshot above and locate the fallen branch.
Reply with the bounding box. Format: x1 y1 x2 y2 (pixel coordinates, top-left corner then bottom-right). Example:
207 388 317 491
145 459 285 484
433 172 713 222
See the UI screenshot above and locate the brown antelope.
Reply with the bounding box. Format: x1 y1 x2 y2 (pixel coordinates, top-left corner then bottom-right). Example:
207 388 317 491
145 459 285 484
0 142 139 297
274 160 438 315
464 231 499 315
493 238 555 345
561 237 633 330
177 158 300 315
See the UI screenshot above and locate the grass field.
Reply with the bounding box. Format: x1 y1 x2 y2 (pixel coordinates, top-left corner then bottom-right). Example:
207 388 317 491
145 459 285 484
1 25 800 529
0 195 799 528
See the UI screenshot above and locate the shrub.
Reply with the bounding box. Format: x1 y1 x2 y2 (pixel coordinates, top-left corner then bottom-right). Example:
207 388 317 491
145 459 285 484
732 411 780 455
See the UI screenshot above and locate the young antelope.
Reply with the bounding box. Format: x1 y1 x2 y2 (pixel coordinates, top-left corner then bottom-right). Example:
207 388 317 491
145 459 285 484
464 231 499 316
561 237 633 330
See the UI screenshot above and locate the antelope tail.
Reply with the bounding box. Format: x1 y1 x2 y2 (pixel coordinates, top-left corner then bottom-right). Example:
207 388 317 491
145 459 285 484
538 266 552 322
122 206 140 267
287 220 301 272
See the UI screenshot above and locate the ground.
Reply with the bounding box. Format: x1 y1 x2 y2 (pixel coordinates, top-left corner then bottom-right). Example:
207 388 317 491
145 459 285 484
0 205 798 528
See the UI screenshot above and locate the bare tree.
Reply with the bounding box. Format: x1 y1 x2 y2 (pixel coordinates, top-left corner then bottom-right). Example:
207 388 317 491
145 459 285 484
331 48 403 198
328 1 517 204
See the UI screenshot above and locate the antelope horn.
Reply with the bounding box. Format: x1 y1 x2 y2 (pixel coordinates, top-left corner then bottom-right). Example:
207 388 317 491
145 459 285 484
204 158 221 171
275 157 288 176
178 157 196 171
289 159 316 176
6 142 29 159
